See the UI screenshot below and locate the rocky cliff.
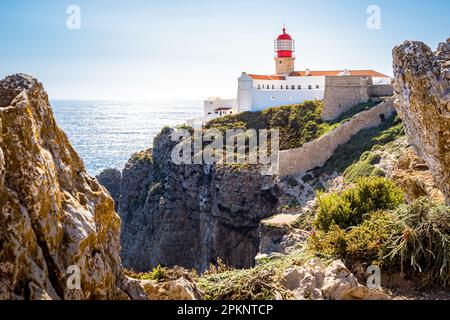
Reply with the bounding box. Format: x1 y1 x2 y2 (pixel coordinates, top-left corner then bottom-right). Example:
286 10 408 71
117 128 280 272
0 74 124 299
393 38 450 204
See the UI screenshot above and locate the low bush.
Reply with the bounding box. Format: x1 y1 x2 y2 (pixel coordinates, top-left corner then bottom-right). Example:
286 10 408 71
309 211 394 265
313 177 404 231
343 151 384 183
309 197 450 287
385 198 450 287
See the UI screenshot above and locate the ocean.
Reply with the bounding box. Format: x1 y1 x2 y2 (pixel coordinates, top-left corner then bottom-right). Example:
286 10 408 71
51 100 203 176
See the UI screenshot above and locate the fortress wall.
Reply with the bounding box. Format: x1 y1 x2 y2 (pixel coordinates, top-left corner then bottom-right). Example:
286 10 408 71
369 84 394 97
322 76 373 121
278 99 395 177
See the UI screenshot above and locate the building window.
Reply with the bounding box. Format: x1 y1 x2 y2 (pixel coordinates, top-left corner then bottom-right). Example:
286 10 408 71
316 85 320 89
281 85 283 90
258 84 260 90
298 85 301 90
291 85 295 90
272 84 274 89
308 85 312 90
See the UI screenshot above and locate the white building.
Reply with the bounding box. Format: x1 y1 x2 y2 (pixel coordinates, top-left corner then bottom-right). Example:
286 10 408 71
187 27 391 126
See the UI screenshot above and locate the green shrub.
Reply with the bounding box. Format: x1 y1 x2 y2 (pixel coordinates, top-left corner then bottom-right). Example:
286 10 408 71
385 198 450 287
343 151 384 183
308 197 450 287
313 177 404 231
309 211 396 265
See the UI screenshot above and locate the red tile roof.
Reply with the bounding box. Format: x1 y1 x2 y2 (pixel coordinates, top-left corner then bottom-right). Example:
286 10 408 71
248 70 390 80
248 74 286 80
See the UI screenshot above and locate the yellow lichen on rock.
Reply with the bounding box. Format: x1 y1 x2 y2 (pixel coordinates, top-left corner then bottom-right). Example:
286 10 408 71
0 74 123 300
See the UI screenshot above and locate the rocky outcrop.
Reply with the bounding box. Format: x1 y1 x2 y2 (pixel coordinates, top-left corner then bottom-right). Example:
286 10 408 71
391 149 445 203
0 74 123 299
281 259 390 300
393 38 450 204
120 276 202 300
258 214 308 255
96 168 121 209
118 128 280 272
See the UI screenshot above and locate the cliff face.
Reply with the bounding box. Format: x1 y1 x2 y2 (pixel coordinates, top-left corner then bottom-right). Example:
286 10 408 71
118 128 280 272
393 38 450 204
0 74 123 299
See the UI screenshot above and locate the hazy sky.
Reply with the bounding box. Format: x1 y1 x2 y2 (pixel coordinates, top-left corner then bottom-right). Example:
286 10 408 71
1 0 449 100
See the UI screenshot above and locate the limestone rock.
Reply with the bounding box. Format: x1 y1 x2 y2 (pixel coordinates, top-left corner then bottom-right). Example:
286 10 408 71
96 168 122 209
391 149 445 203
0 74 123 300
281 259 390 300
259 214 308 255
282 258 324 300
322 260 389 300
118 128 280 272
393 39 450 204
120 276 202 300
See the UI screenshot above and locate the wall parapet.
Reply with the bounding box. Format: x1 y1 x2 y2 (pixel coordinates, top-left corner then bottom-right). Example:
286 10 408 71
278 99 395 177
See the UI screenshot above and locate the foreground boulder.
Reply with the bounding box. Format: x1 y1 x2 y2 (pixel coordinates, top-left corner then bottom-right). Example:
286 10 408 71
120 276 202 300
0 74 123 299
281 259 390 300
393 38 450 204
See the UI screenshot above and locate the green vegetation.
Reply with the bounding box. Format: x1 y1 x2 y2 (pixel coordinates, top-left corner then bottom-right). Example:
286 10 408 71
313 177 404 231
317 115 405 176
343 151 384 184
125 265 198 283
205 101 332 150
198 251 314 300
125 264 169 283
385 198 450 286
131 149 152 162
309 197 450 287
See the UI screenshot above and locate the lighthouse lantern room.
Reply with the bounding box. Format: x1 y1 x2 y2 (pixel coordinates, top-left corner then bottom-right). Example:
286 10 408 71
274 27 295 75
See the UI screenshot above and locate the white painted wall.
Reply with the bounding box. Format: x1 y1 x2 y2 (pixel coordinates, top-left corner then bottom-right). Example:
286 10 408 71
237 75 326 112
236 73 254 113
250 88 324 111
372 77 391 85
204 97 236 116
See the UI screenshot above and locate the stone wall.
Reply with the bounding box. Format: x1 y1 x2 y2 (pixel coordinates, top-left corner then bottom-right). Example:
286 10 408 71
322 76 372 121
369 84 394 97
278 99 395 177
322 76 394 121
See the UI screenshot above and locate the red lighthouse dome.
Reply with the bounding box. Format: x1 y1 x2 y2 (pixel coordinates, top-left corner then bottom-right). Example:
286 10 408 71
275 27 295 58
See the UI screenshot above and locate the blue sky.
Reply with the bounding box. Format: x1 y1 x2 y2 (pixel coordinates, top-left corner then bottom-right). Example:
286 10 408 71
0 0 449 100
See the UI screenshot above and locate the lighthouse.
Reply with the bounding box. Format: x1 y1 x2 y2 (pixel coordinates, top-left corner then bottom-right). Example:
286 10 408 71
274 27 295 75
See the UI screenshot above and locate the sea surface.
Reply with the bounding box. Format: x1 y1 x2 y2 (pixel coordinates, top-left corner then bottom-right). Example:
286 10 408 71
51 100 203 176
